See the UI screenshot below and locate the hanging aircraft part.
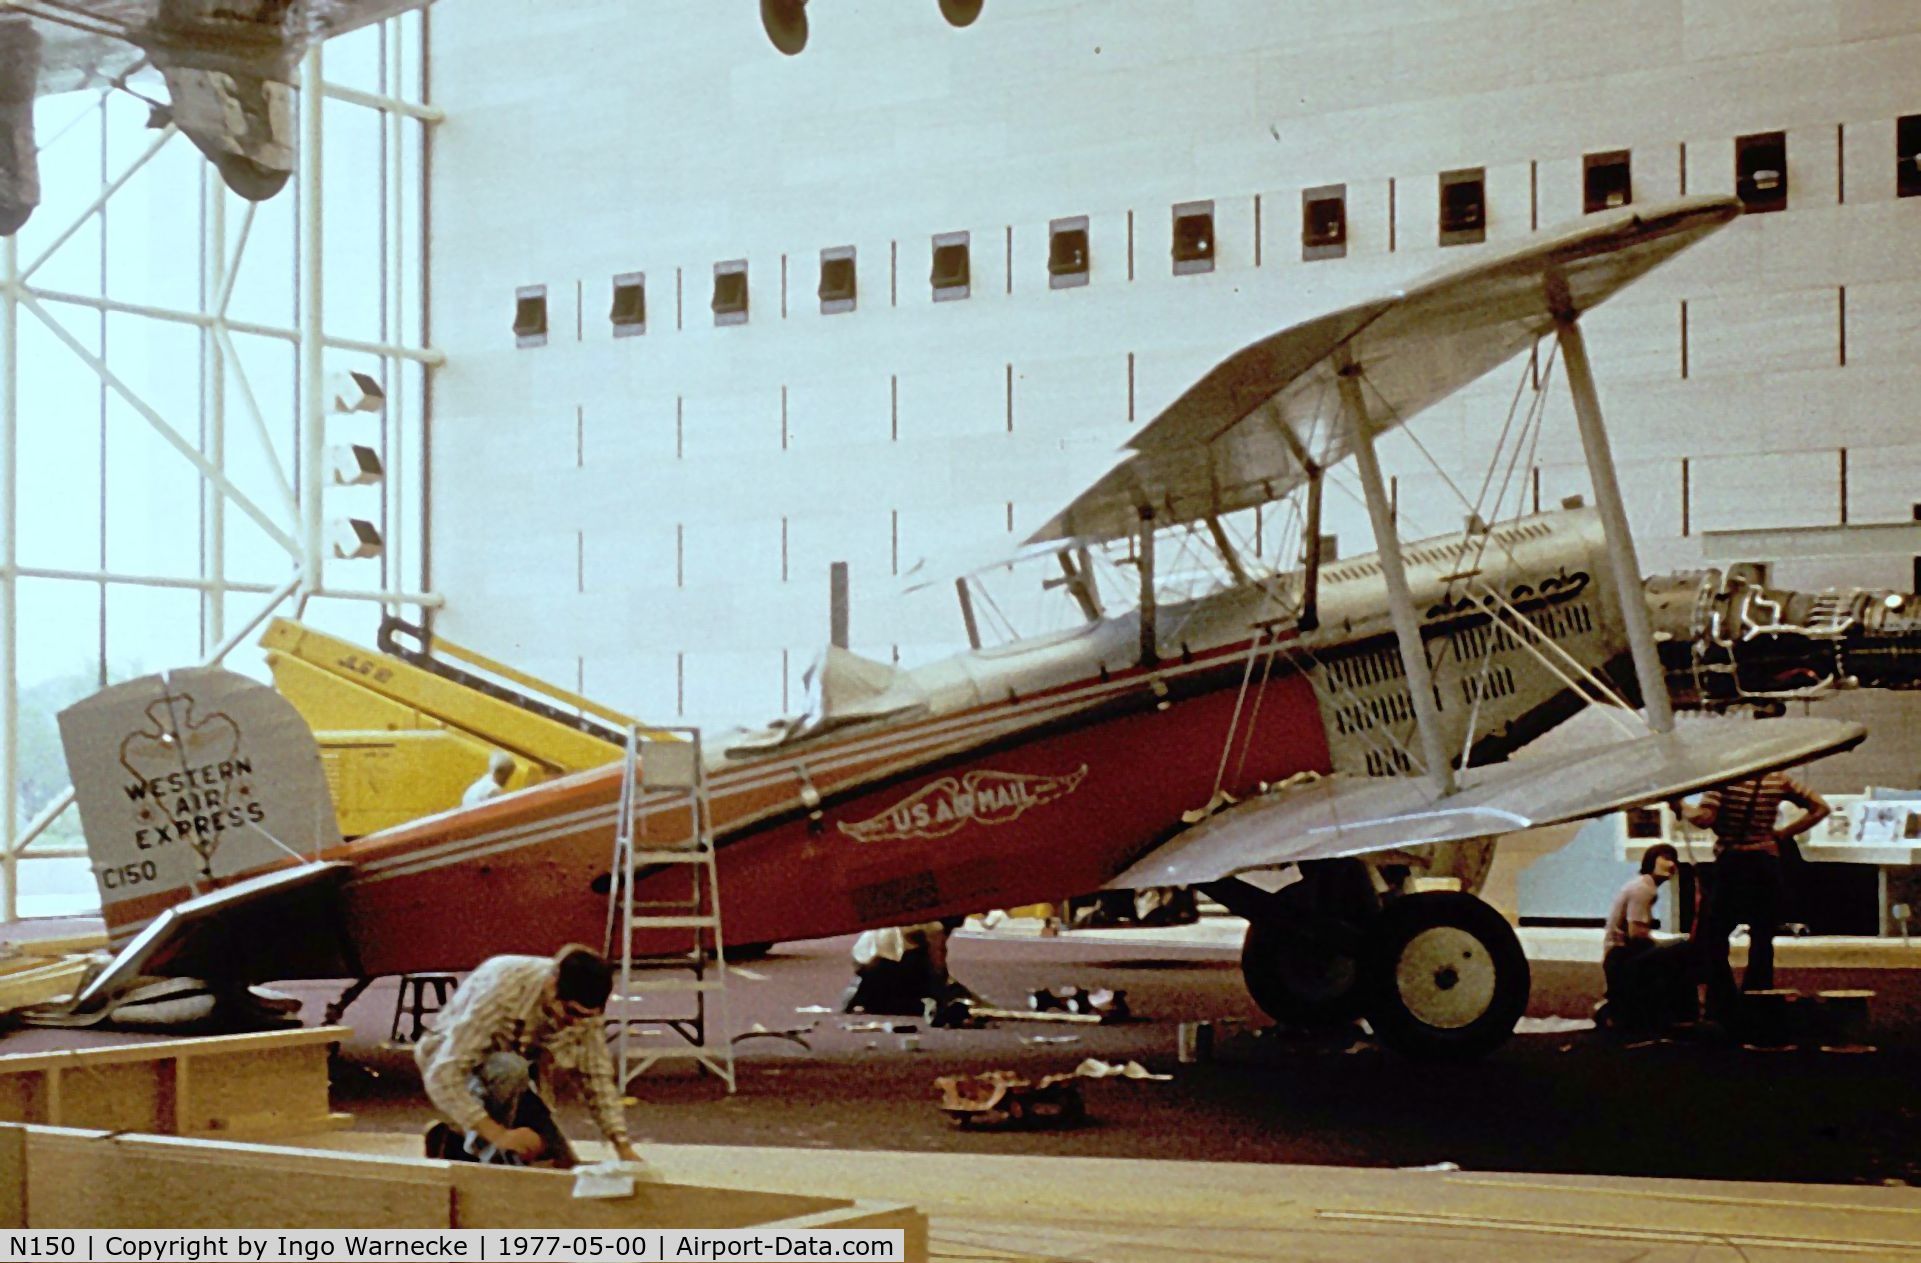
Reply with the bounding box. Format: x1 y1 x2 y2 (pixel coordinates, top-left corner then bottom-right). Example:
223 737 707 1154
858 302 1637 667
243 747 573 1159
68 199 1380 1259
939 0 986 28
0 16 40 236
2 0 429 227
159 63 296 200
761 0 808 55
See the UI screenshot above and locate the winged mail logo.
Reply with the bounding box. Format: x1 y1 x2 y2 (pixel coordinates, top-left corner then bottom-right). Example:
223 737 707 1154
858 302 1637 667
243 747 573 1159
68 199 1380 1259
839 765 1089 843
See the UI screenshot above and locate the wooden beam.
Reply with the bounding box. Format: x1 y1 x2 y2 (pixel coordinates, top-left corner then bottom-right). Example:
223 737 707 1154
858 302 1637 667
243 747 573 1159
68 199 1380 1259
451 1164 852 1230
22 1129 449 1229
0 1125 23 1228
0 1027 348 1139
5 1124 926 1254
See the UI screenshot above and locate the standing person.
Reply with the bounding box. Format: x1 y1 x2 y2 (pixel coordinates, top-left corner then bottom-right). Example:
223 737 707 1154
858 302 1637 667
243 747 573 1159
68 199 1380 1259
1670 771 1830 1022
1600 842 1693 1030
416 945 641 1168
462 751 516 807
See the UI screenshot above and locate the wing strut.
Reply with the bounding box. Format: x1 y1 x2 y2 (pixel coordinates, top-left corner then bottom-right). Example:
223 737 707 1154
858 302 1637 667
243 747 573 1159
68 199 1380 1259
954 577 982 650
1137 507 1159 667
1301 470 1324 631
1205 515 1251 587
1552 299 1674 734
1337 362 1455 795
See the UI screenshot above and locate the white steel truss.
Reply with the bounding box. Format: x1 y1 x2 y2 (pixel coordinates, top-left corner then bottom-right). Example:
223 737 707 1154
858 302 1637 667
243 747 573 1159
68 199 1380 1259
1 19 443 921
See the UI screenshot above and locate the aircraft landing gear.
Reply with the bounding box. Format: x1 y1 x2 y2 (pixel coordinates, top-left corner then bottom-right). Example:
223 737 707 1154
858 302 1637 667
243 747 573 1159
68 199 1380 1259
1230 859 1375 1031
1231 864 1530 1059
1359 891 1529 1061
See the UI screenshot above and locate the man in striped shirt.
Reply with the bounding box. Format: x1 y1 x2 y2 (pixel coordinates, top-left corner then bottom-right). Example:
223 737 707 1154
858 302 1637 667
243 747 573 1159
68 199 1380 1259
1670 770 1830 1022
415 946 640 1168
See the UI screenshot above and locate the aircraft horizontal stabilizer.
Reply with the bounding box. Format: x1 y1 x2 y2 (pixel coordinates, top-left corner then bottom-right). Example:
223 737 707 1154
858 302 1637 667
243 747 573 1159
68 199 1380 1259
69 861 356 1016
1108 715 1864 889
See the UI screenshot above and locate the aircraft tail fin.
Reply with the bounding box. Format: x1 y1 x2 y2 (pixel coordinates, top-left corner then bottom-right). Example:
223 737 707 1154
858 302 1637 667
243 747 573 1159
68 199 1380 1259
57 666 344 948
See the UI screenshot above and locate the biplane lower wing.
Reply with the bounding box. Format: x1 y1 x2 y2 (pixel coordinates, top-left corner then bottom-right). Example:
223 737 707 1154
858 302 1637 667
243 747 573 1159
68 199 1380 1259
1109 716 1866 888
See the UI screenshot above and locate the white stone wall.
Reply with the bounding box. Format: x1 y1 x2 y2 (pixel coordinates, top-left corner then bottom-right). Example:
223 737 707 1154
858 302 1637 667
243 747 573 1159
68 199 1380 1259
425 0 1921 781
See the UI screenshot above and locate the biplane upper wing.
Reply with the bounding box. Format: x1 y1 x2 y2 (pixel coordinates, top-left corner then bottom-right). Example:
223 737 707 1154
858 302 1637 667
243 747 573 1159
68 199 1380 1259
13 0 427 96
1109 717 1866 889
1028 194 1742 546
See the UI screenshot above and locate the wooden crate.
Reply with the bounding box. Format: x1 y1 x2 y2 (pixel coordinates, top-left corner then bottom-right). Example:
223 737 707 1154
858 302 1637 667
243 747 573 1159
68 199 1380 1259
0 1123 926 1258
0 1027 349 1139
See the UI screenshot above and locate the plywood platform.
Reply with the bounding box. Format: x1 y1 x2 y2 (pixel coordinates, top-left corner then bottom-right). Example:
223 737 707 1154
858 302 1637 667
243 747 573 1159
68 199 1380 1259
297 1132 1921 1261
0 1123 925 1258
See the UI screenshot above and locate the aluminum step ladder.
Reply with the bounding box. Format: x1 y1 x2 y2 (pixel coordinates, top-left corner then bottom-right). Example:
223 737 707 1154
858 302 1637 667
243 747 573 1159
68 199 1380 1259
603 726 735 1092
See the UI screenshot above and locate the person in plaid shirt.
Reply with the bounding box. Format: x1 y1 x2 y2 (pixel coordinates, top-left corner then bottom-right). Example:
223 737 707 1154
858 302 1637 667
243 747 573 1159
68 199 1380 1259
415 945 641 1167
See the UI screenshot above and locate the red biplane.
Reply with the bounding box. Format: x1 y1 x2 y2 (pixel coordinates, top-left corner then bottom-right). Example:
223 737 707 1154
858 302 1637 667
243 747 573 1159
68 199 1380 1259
64 194 1921 1059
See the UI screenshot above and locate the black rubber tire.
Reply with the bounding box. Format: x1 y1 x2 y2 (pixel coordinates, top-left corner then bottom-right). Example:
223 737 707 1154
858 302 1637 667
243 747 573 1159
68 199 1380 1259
1360 892 1530 1061
1239 915 1365 1029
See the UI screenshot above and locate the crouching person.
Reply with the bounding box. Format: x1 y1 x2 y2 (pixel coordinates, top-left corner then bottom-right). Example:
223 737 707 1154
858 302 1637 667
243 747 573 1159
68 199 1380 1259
417 944 641 1168
1600 843 1696 1031
841 918 976 1022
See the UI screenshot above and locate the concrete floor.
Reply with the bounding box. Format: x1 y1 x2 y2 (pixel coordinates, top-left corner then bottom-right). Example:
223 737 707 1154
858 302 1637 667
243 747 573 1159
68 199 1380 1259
10 916 1921 1257
7 916 1921 1185
264 923 1921 1188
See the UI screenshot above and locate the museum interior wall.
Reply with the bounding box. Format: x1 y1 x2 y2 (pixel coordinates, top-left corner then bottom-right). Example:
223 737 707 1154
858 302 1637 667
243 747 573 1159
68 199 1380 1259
423 0 1921 793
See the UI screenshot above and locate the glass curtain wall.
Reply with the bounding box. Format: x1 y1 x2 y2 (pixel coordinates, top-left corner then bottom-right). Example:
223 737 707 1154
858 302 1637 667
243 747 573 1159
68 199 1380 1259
1 13 433 920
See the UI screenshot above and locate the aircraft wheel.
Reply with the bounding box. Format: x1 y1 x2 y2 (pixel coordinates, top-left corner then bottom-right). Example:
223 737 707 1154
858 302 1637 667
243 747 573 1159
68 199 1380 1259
1360 892 1529 1061
1239 915 1364 1028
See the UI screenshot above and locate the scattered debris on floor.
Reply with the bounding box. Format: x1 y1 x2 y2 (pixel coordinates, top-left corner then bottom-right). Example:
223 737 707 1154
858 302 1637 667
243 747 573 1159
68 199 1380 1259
935 1055 1172 1129
1400 1161 1462 1172
936 1070 1086 1130
1073 1058 1170 1080
1514 1016 1597 1035
732 1020 818 1051
0 935 106 1015
843 1018 916 1034
1028 985 1129 1019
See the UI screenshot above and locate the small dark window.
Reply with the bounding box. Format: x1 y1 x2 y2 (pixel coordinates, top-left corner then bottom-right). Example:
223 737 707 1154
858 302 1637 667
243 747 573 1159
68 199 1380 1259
1584 150 1632 214
931 231 970 301
1172 200 1214 274
1898 115 1921 199
818 246 856 314
712 259 748 325
513 285 547 348
1735 131 1788 213
1049 215 1089 288
1439 168 1485 245
1301 184 1346 261
609 272 645 336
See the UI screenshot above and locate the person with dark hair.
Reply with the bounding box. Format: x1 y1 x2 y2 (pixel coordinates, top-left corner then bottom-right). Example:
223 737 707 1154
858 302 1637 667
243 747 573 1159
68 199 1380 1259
1671 771 1830 1022
416 945 640 1168
841 917 977 1023
1599 841 1695 1030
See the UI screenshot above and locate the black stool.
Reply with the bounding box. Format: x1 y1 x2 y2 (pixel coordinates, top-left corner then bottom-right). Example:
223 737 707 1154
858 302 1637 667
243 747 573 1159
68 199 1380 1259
390 973 458 1045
